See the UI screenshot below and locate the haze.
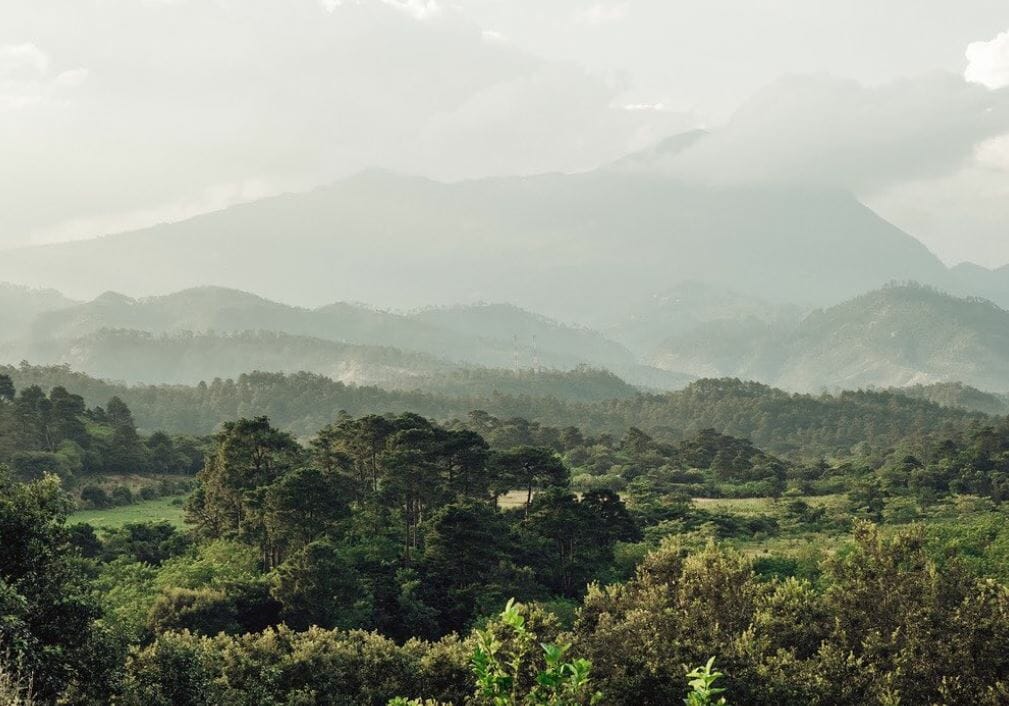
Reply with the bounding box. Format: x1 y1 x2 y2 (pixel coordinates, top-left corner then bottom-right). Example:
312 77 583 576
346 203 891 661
3 0 1009 267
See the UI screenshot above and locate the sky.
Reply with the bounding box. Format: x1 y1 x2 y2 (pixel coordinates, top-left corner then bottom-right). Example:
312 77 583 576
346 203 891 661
2 0 1009 266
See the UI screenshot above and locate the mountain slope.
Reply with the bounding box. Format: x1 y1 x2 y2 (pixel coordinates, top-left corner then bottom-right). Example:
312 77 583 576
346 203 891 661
20 285 651 377
0 167 951 322
652 285 1009 393
0 283 77 341
15 329 457 387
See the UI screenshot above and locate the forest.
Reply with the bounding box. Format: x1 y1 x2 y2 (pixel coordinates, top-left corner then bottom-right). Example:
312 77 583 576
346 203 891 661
5 370 1009 704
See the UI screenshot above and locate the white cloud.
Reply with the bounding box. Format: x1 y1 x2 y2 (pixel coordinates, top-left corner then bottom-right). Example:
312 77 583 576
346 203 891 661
27 177 299 245
0 43 49 76
965 28 1009 90
576 2 629 26
0 43 86 112
622 102 668 111
481 29 506 43
384 0 441 21
54 68 90 87
975 132 1009 170
658 73 1009 192
320 0 441 20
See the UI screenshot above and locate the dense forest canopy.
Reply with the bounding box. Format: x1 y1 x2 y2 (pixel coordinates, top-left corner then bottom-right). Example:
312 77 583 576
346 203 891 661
2 364 988 460
5 369 1009 703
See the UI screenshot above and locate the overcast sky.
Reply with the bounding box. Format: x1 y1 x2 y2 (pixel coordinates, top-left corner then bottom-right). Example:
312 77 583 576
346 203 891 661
3 0 1009 266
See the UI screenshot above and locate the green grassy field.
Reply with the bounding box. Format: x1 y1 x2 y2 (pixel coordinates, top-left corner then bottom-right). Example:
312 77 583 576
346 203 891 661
69 496 189 529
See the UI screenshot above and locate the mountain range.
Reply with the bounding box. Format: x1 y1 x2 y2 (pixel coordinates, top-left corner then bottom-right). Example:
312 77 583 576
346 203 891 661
6 281 1009 396
2 132 996 324
651 284 1009 393
0 283 687 392
3 134 1009 397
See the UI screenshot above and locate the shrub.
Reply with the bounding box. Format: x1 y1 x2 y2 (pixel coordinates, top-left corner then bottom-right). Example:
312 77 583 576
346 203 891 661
111 485 135 506
80 484 111 509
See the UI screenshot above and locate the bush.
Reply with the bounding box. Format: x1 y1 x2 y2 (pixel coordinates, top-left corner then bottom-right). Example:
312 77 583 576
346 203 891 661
111 485 134 506
80 485 111 509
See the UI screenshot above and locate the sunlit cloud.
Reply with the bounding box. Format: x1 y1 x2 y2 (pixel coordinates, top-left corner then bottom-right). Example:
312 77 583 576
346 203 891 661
965 28 1009 89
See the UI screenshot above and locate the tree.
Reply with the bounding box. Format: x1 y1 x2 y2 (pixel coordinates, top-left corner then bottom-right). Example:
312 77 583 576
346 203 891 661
0 374 14 403
421 502 539 634
271 538 372 630
0 470 117 700
523 489 634 596
259 466 353 566
493 447 569 517
187 417 302 538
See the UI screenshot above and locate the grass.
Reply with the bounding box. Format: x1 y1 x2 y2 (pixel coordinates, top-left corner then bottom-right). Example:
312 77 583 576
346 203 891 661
69 496 189 529
693 494 846 515
499 489 530 509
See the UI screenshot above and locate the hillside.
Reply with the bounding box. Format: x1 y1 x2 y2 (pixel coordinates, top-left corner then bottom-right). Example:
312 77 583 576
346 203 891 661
598 280 803 356
895 382 1009 416
15 329 457 388
7 284 689 390
4 365 984 457
652 285 1009 393
0 283 77 341
0 167 950 322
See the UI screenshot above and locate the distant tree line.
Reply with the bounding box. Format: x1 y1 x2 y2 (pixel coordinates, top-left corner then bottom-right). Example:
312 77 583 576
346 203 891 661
3 364 987 459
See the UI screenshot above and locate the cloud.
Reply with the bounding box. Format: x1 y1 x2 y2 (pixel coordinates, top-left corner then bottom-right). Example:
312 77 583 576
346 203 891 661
320 0 441 21
0 43 86 111
657 73 1009 192
412 63 693 178
0 0 688 248
965 28 1009 90
481 29 507 43
575 2 629 26
27 177 298 246
54 67 89 87
0 43 49 76
622 102 669 111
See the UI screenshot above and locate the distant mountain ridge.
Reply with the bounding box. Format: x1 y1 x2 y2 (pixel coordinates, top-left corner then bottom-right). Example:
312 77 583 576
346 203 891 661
0 158 962 322
652 284 1009 393
1 283 691 391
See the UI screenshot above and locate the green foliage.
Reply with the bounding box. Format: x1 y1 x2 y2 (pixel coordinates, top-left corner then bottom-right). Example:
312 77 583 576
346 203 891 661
9 375 1009 705
0 649 36 706
684 658 727 706
5 365 985 460
470 599 601 706
0 470 118 701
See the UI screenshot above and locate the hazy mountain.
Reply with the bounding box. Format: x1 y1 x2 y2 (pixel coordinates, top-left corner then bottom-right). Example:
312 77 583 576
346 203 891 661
12 285 690 389
600 281 804 355
947 262 1009 309
10 327 648 403
15 329 457 388
411 302 634 369
0 165 951 322
0 284 77 341
895 382 1009 416
651 285 1009 393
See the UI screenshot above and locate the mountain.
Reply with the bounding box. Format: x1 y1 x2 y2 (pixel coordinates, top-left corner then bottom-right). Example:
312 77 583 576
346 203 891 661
895 382 1009 416
947 262 1009 309
0 283 77 341
13 329 457 388
599 280 804 356
9 326 646 402
2 283 692 390
0 164 951 323
651 284 1009 393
